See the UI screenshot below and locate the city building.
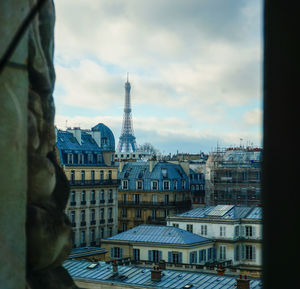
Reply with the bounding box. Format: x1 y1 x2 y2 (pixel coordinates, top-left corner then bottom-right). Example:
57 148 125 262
205 147 262 206
101 224 214 264
63 259 262 289
117 159 191 231
167 205 262 277
56 123 120 247
189 168 205 207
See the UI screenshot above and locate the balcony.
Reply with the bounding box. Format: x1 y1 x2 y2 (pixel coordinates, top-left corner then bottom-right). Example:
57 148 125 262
108 199 114 203
100 200 105 204
80 221 86 227
147 217 166 225
71 222 76 227
70 201 76 206
118 200 191 208
70 179 120 187
90 200 96 205
108 218 114 223
90 220 96 225
100 219 105 224
81 201 86 205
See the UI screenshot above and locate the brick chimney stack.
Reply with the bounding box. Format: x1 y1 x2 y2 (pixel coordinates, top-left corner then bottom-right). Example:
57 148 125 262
236 275 250 289
151 265 162 281
217 264 225 276
112 259 118 273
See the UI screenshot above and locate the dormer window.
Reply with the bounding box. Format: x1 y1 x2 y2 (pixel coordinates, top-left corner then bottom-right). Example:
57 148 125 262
67 153 74 164
137 180 143 190
97 154 102 163
101 137 107 145
162 168 168 178
182 180 186 189
122 180 128 190
173 180 177 190
87 153 93 164
163 180 170 190
78 153 84 164
151 180 158 190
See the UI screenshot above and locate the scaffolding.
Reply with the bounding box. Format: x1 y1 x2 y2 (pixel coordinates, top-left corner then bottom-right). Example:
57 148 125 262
206 146 262 206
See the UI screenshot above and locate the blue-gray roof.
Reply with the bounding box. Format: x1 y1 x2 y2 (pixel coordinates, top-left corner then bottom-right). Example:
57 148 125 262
92 123 115 151
176 205 262 220
63 259 262 289
69 247 107 259
106 225 211 245
118 161 189 191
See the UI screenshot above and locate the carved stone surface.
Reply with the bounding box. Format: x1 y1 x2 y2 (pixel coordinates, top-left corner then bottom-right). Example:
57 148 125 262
0 1 78 288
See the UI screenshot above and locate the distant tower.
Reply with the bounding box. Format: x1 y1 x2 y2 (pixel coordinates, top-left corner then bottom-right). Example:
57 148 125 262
117 74 138 153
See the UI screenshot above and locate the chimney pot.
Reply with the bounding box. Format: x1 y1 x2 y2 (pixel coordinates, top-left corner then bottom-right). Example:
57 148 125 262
151 266 162 281
236 276 250 289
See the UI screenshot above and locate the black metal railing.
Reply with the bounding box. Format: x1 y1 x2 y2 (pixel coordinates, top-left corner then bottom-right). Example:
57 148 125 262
70 179 120 187
119 200 190 208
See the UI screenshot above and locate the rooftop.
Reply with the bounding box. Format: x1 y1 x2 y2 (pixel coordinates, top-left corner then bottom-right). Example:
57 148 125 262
174 205 262 220
63 259 262 289
106 225 211 245
68 247 107 259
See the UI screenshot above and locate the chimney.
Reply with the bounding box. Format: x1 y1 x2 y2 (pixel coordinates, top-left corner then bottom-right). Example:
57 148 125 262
236 275 250 289
217 264 225 276
119 160 126 172
149 158 157 172
112 259 118 273
67 127 82 145
151 266 162 281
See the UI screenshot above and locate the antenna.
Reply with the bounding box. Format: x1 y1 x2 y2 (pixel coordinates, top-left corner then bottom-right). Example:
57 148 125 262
127 72 129 82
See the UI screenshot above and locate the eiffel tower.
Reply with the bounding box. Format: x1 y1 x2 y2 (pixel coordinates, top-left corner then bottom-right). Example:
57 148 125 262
117 74 138 153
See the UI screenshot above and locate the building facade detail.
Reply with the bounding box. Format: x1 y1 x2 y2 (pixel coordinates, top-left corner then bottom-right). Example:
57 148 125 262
56 123 119 248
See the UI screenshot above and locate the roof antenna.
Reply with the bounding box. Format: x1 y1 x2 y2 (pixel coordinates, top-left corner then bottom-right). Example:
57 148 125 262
127 72 129 82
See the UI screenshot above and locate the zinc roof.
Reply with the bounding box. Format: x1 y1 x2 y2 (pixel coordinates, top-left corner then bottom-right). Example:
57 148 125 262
106 225 211 245
63 259 262 289
176 205 262 220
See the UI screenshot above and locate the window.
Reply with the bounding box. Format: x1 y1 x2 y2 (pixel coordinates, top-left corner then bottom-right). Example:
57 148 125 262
152 194 157 204
201 225 207 236
100 208 104 220
148 250 162 262
182 180 186 189
97 154 102 163
81 170 85 181
80 231 86 244
174 193 177 202
100 227 104 239
71 191 76 203
108 208 113 219
108 170 112 180
81 191 86 203
70 170 75 182
199 249 207 263
133 194 141 204
122 208 127 218
122 222 127 232
100 170 104 180
67 153 74 164
168 251 182 264
220 226 226 237
190 251 197 264
70 211 75 224
161 168 168 178
91 209 95 221
78 153 84 164
234 245 240 261
173 223 179 228
173 180 177 190
245 225 255 237
90 229 95 243
235 226 240 237
100 190 105 202
219 246 226 260
122 193 127 203
111 247 123 259
136 208 141 218
245 245 256 260
186 224 193 233
133 248 140 261
91 170 95 181
137 180 143 190
81 210 86 222
152 180 158 190
122 180 128 189
163 180 170 190
108 189 113 201
91 190 95 202
109 227 113 237
87 154 93 164
164 194 169 204
164 209 169 218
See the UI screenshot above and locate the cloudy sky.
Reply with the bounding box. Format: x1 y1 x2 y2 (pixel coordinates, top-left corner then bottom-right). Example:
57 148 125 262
53 0 263 154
